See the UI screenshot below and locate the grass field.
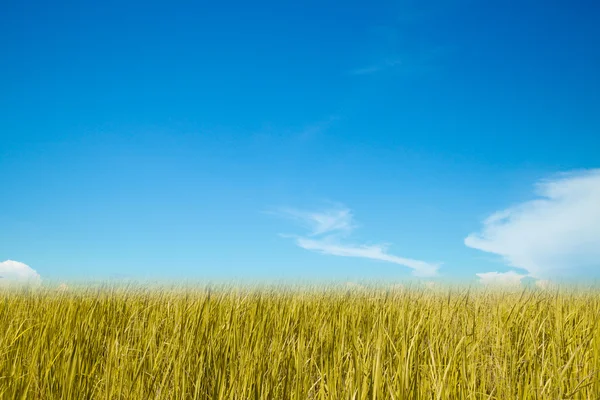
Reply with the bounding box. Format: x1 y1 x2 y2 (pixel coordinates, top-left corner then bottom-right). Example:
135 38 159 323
1 284 599 399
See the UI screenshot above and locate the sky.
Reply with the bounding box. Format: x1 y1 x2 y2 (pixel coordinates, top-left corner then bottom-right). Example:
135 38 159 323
1 0 599 286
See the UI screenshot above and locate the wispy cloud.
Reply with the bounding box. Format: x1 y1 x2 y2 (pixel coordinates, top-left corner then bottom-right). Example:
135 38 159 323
466 169 600 279
348 45 451 78
274 206 355 237
272 204 440 277
0 260 41 286
296 115 340 142
252 115 340 145
349 59 403 76
348 0 455 79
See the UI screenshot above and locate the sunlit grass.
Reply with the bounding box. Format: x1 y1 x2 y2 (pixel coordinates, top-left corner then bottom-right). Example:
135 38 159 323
1 283 599 399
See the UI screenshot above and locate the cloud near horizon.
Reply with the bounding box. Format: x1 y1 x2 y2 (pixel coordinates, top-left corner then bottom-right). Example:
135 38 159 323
273 205 440 277
0 260 42 286
476 271 527 287
466 169 600 279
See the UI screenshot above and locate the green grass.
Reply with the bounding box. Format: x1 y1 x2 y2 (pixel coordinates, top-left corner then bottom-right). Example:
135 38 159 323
1 284 599 399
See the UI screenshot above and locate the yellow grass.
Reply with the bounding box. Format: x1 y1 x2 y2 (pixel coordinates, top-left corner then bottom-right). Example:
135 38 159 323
1 284 599 399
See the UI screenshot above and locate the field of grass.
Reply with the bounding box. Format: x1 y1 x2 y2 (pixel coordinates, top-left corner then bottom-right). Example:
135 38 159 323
1 284 599 399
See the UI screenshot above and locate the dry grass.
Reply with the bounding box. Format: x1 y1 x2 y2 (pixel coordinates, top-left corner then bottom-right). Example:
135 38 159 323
1 284 599 399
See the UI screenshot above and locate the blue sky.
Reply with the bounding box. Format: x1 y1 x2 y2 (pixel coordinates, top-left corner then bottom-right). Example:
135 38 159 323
1 0 599 285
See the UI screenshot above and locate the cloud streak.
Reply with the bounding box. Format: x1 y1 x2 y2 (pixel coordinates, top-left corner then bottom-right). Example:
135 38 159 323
466 169 600 279
275 206 355 237
295 115 340 142
273 204 440 277
349 59 403 76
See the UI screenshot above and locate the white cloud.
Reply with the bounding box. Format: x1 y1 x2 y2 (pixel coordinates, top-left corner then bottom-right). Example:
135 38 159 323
0 260 42 286
476 271 527 287
274 205 440 277
465 169 600 279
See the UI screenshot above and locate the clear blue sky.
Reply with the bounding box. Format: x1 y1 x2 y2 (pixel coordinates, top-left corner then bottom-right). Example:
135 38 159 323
1 0 599 284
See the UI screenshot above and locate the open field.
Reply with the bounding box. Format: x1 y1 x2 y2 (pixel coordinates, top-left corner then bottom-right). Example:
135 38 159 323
1 284 599 399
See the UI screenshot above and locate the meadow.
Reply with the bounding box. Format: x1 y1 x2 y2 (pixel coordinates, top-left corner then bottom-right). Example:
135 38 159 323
1 283 599 399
